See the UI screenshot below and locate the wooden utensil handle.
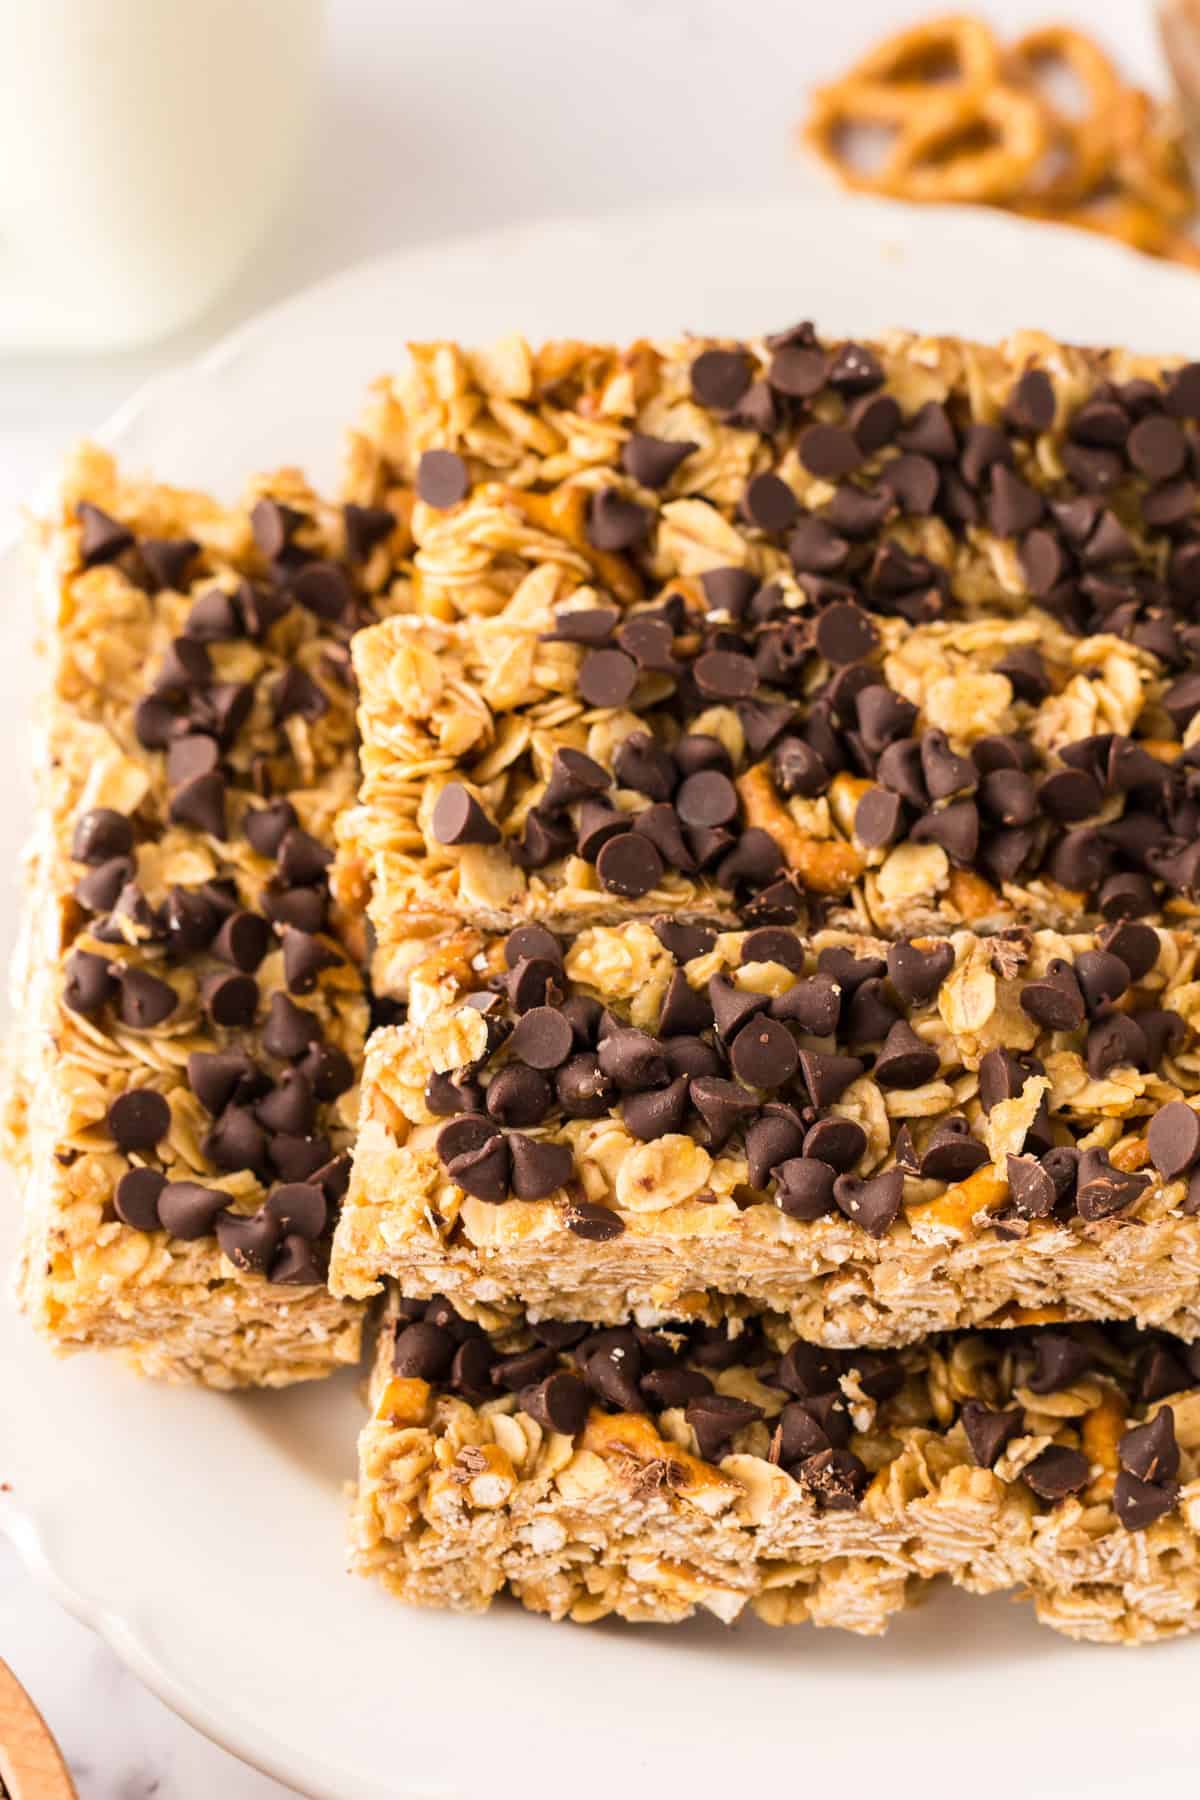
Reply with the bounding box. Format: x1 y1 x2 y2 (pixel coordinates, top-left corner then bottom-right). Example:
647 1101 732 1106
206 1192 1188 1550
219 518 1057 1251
0 1660 77 1800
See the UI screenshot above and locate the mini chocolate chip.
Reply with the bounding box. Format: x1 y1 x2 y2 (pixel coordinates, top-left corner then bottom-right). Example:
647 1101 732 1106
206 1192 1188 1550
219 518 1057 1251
157 1181 230 1240
256 1070 316 1137
1005 368 1055 434
1113 1469 1180 1531
168 770 227 840
742 472 798 534
554 1053 614 1119
1029 1333 1092 1394
694 648 757 701
446 1131 510 1203
486 1064 552 1128
676 769 739 828
707 974 769 1042
745 1111 807 1187
261 993 321 1061
621 433 696 488
210 909 270 974
873 1019 939 1089
394 1319 457 1380
775 1156 837 1220
587 488 651 552
416 449 470 508
961 1401 1023 1469
595 831 664 898
521 1370 590 1435
855 787 906 849
1148 1100 1200 1182
729 1015 799 1089
1129 415 1187 481
1006 1153 1058 1218
920 1119 988 1182
657 969 713 1038
1023 1444 1090 1502
1020 959 1086 1031
740 927 804 973
72 808 134 866
263 1182 327 1240
798 1048 864 1108
281 928 343 994
431 783 500 847
508 1134 574 1199
510 1006 574 1071
63 951 118 1016
833 1169 904 1237
506 955 564 1012
1073 948 1130 1016
802 1118 866 1173
885 939 954 1005
1120 1406 1180 1484
77 502 134 565
114 1167 167 1232
689 1077 759 1150
107 1089 170 1154
566 1198 625 1239
74 855 135 913
621 1076 691 1140
503 925 562 968
117 968 178 1029
687 1393 762 1462
814 599 878 665
202 971 259 1027
690 347 752 410
767 973 838 1034
652 917 718 964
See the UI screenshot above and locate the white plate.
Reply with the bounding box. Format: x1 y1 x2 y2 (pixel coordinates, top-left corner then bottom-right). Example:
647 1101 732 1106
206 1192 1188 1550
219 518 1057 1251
6 197 1200 1800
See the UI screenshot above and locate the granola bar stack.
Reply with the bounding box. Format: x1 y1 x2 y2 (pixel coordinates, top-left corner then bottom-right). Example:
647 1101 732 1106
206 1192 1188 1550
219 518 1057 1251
332 325 1200 1640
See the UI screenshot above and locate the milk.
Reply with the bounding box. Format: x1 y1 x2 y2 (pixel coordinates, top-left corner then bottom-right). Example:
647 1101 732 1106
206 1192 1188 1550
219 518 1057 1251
0 0 323 349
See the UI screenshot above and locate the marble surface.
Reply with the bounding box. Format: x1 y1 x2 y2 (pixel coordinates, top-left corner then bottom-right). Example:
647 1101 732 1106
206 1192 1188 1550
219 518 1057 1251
0 1 1176 1794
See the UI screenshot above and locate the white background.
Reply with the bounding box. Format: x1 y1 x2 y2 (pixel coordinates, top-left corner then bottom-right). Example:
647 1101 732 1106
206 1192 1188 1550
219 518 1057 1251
0 1 1177 1793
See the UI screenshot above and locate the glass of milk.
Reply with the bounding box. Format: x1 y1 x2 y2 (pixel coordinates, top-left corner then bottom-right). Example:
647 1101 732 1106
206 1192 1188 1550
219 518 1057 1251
0 0 324 350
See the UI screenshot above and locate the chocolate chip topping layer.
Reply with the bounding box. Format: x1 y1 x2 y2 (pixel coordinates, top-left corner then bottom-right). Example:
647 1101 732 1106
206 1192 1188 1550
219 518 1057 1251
338 327 1200 970
334 917 1200 1343
352 1289 1200 1641
4 444 398 1385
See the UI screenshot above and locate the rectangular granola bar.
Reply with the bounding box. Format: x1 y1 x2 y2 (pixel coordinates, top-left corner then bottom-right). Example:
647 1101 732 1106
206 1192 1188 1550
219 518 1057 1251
337 327 1200 972
351 1290 1200 1644
4 445 393 1386
331 918 1200 1346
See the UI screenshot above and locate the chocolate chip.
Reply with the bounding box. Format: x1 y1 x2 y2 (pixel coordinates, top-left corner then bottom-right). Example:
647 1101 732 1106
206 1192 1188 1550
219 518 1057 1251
594 827 663 897
1020 959 1086 1031
201 971 259 1028
675 769 739 829
77 502 134 565
693 648 757 703
920 1119 988 1182
1005 1153 1057 1219
508 1134 574 1199
485 1063 552 1128
1113 1468 1180 1531
767 342 827 396
107 1088 170 1154
1073 948 1130 1016
848 391 901 453
393 1319 457 1381
744 1110 807 1187
74 856 134 914
113 1167 167 1232
886 939 954 1006
416 449 469 508
62 950 117 1016
281 928 342 995
1150 1100 1200 1183
596 1028 667 1092
445 1130 510 1202
620 433 696 488
258 995 318 1063
814 600 878 665
774 1156 837 1220
919 731 977 802
116 967 177 1029
686 1393 762 1462
520 1370 590 1435
689 1077 759 1150
72 808 135 866
264 1182 327 1240
1023 1444 1090 1502
798 1048 864 1108
742 472 799 534
854 787 906 850
1120 1407 1179 1483
217 1205 282 1272
256 1070 316 1137
575 646 638 710
509 1006 574 1072
564 1198 624 1240
690 347 752 410
873 1019 939 1089
621 1076 691 1140
168 771 227 840
857 686 918 753
426 782 498 848
342 501 395 563
833 1169 904 1237
802 1118 865 1173
788 516 850 574
1075 1146 1150 1220
500 927 560 971
157 1180 230 1240
961 1400 1023 1468
1129 415 1187 482
587 488 651 552
1005 369 1055 434
1029 1333 1091 1394
796 1447 868 1510
728 1015 798 1089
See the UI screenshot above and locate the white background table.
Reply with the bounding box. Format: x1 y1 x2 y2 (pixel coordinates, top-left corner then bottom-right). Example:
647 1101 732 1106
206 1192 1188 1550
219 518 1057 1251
0 1 1178 1791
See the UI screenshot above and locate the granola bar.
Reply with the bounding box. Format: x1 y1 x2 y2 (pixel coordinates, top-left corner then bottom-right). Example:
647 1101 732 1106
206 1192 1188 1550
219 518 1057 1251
331 918 1200 1345
4 445 397 1386
337 327 1200 962
351 1291 1200 1643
